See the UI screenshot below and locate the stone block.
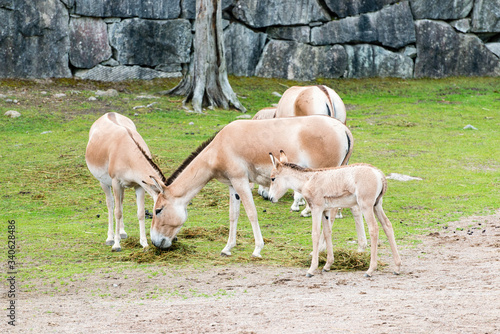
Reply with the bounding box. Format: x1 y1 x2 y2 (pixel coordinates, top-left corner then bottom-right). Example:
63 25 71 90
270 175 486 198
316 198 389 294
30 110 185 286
311 2 416 49
108 18 192 67
74 65 182 81
69 17 112 69
255 40 347 81
415 20 500 78
73 0 181 19
345 44 414 78
224 23 267 76
0 0 71 78
410 0 473 20
232 0 329 28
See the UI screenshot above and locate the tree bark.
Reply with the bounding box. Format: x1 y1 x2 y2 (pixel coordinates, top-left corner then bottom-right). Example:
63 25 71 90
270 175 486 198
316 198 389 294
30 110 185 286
167 0 246 113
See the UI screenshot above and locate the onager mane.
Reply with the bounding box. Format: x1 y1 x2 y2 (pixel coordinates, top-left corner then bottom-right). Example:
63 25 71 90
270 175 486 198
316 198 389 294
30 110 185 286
166 131 219 186
282 162 374 173
125 128 167 184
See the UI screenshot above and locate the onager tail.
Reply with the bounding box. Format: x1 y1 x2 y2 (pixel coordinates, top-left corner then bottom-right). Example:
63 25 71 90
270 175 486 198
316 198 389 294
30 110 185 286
374 175 387 207
316 85 334 116
340 130 353 166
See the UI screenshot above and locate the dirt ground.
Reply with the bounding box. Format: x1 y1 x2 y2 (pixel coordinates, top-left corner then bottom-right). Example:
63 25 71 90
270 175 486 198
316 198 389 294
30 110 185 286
5 210 500 334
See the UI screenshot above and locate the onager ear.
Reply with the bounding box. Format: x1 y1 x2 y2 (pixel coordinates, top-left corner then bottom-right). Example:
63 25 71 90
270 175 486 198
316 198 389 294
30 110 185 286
269 152 278 169
279 150 288 163
147 175 166 195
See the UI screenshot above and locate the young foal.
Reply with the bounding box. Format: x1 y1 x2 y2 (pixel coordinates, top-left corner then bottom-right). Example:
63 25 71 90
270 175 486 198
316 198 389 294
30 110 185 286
268 151 401 277
85 112 167 251
144 116 353 258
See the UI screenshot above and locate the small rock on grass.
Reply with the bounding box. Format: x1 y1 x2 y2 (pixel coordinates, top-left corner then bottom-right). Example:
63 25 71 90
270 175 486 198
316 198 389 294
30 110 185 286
387 173 422 181
95 89 118 97
4 110 21 118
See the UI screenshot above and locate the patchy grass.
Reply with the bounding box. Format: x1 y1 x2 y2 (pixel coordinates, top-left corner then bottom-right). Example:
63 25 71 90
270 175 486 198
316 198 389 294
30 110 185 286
1 77 499 284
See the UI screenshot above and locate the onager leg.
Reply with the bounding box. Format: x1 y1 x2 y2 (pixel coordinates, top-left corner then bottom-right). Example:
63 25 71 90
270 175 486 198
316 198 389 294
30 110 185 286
361 205 379 277
221 186 241 256
374 202 402 275
111 179 125 252
322 210 335 272
291 191 305 212
307 207 324 277
232 179 264 258
100 182 115 246
351 205 367 252
316 208 336 254
135 186 148 249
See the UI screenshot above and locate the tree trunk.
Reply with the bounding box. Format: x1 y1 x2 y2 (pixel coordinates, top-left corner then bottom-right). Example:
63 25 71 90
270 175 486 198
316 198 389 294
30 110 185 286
167 0 246 113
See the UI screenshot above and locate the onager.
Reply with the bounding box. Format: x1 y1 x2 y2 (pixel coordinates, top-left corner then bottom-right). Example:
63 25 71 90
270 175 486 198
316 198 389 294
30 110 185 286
85 112 168 252
275 85 346 124
144 115 353 258
268 151 401 277
255 85 347 217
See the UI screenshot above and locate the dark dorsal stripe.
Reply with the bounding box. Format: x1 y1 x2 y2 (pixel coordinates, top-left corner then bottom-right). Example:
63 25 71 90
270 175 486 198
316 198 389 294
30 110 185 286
165 131 220 186
125 128 167 184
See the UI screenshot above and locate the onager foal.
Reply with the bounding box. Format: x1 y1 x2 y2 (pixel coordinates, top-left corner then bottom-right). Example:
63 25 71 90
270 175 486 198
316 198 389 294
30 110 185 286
86 112 167 251
268 151 401 277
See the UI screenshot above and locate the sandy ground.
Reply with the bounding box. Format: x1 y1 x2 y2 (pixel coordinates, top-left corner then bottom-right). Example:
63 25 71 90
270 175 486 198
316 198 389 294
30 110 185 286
4 210 500 334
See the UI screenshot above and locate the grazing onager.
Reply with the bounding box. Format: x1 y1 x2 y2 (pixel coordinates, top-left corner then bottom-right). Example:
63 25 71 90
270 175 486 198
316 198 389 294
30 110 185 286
144 116 353 258
85 112 167 251
268 151 401 277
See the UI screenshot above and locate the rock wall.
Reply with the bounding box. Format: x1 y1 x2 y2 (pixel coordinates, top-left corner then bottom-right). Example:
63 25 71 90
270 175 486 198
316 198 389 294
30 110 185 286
1 0 500 81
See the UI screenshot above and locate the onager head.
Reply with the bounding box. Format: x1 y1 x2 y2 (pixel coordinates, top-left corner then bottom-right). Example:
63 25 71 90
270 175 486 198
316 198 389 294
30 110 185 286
144 176 186 249
268 150 292 203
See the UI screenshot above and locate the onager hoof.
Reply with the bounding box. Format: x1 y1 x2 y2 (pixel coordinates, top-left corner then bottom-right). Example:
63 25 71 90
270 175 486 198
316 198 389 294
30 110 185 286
220 252 231 257
105 240 114 246
112 246 122 252
306 272 314 278
120 233 128 239
393 271 400 276
364 273 372 278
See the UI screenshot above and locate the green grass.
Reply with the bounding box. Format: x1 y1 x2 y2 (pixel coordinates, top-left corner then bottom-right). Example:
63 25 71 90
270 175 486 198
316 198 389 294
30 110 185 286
1 77 499 284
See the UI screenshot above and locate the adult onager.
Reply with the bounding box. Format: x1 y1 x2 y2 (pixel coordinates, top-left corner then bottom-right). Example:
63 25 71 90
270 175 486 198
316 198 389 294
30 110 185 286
85 112 167 251
268 151 401 277
275 85 346 124
144 115 353 257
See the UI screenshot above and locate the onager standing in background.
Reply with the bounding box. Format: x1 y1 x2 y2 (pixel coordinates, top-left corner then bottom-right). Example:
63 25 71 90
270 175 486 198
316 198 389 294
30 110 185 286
268 151 401 278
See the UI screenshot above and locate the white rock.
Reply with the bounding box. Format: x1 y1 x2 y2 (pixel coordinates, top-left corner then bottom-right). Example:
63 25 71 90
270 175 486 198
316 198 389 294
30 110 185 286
53 93 66 98
95 89 119 97
387 173 423 181
4 110 21 118
88 96 97 101
463 124 478 130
